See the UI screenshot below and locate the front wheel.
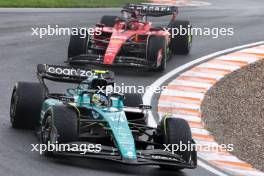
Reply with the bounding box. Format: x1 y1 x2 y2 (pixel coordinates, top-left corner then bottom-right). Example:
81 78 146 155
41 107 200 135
41 105 78 156
168 20 192 55
147 36 167 72
155 116 196 170
68 29 89 59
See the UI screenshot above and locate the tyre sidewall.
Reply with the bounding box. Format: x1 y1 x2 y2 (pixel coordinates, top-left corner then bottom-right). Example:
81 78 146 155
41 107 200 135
68 29 89 59
168 20 192 55
10 82 44 129
158 116 193 166
147 36 167 71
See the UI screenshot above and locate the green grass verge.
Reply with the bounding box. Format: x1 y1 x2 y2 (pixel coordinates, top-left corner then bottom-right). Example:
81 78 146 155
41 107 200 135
0 0 149 8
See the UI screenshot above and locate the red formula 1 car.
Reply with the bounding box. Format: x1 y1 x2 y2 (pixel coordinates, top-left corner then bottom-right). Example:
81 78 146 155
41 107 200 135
67 3 192 72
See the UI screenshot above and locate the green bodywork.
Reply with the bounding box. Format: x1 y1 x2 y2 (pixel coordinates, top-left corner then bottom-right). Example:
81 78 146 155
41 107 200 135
40 84 137 160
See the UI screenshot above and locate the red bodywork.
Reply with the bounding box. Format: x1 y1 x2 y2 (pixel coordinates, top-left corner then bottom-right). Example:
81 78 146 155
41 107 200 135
93 20 170 65
67 4 180 70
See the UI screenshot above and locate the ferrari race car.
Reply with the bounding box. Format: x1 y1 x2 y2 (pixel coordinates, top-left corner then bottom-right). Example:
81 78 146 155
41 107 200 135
67 3 192 72
10 64 197 170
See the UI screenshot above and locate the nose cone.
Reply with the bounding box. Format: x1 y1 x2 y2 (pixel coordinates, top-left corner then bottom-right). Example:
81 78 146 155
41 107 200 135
104 39 123 64
104 53 115 64
103 30 133 65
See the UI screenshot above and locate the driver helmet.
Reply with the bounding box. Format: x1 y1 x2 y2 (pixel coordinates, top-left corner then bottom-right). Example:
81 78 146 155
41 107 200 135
91 94 108 107
131 10 139 19
122 10 139 19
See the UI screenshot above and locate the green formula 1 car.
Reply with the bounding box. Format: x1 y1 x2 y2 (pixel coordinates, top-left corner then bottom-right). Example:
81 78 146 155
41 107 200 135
10 64 197 170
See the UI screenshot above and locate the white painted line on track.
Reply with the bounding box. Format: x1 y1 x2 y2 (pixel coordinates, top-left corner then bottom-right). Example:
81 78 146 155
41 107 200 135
159 113 202 122
159 101 200 108
197 63 240 71
224 168 264 176
216 55 260 63
240 48 264 54
198 160 229 176
182 71 224 79
143 41 264 176
162 89 204 99
170 79 213 88
171 114 202 122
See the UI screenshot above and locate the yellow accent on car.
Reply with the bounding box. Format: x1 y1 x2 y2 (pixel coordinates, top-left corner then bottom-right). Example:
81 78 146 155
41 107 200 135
68 103 80 117
94 70 108 74
163 114 171 138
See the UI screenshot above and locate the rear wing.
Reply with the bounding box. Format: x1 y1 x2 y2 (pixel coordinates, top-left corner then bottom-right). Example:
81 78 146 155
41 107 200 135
123 3 178 17
37 64 114 83
37 64 114 95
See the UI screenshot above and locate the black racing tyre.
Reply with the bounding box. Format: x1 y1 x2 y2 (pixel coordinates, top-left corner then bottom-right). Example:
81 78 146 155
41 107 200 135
168 20 192 55
50 105 78 143
41 105 78 156
156 116 193 170
147 36 167 72
10 82 44 129
100 15 119 27
123 93 143 107
68 28 89 59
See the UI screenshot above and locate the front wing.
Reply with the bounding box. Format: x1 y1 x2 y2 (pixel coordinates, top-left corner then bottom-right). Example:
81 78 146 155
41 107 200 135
66 54 156 70
52 142 197 169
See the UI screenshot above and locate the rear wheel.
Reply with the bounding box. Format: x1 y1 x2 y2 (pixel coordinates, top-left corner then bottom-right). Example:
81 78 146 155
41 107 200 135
156 116 194 170
41 105 78 156
147 36 167 72
100 15 119 27
10 82 44 129
68 28 89 59
168 20 192 55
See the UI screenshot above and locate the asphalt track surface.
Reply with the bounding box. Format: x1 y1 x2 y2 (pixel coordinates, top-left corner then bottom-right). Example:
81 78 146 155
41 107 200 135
0 0 263 176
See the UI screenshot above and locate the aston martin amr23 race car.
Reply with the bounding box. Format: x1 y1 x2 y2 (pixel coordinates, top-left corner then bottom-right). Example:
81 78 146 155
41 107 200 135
10 64 197 170
67 3 192 72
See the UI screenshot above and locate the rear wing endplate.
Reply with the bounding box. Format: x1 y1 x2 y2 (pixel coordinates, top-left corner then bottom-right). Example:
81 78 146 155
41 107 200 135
37 64 114 96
